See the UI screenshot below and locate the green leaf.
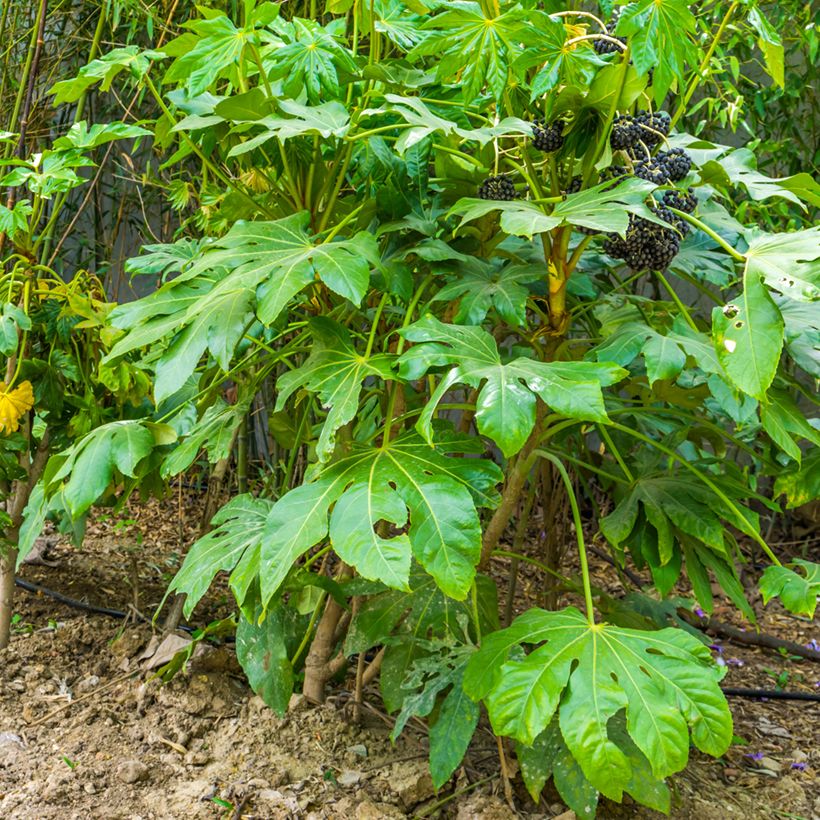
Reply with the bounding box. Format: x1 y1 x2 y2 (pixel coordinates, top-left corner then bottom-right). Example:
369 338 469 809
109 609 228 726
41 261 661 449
774 451 820 508
330 483 412 591
760 390 820 463
111 214 379 402
408 4 531 102
517 717 599 817
52 121 151 150
448 177 657 237
698 148 820 209
170 495 274 615
428 668 480 788
49 46 155 103
228 100 350 155
746 7 784 87
162 397 251 477
466 607 731 800
265 17 357 103
400 317 626 457
776 297 820 378
259 431 501 604
743 228 820 303
48 421 157 517
164 15 251 95
713 273 783 401
433 260 542 327
760 560 820 619
236 604 299 716
616 0 698 103
275 318 394 462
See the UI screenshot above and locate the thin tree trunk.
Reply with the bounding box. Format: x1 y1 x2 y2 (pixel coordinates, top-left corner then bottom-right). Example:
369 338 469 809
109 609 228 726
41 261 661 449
162 446 235 635
0 431 50 649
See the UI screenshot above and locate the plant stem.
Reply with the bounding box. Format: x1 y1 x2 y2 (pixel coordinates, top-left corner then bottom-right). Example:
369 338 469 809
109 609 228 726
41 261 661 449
533 450 596 625
670 208 745 261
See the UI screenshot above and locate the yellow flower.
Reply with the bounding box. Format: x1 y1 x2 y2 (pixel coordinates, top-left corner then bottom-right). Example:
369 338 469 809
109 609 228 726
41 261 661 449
0 380 34 433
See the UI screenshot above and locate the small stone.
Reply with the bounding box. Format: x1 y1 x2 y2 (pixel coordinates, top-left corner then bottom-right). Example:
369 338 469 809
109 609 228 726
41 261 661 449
76 675 100 693
758 756 782 774
185 751 210 766
346 744 368 758
337 770 363 788
116 759 149 784
84 783 96 795
791 749 808 763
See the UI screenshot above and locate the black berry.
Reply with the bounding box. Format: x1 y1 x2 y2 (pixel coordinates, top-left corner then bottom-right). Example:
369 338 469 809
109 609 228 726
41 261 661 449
531 119 564 152
594 17 627 55
655 147 692 182
478 175 517 201
662 187 697 214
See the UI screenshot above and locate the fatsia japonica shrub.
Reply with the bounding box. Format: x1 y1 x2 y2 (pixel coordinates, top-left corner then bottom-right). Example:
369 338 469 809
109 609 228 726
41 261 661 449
24 0 820 814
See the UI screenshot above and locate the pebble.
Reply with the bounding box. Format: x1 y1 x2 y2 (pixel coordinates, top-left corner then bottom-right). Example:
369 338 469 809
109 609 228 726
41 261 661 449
116 759 149 784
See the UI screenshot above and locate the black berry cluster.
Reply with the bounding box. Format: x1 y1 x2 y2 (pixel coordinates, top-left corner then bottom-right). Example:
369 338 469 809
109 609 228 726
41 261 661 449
611 110 671 151
662 187 697 213
566 176 583 195
478 175 517 201
594 12 626 55
603 205 687 271
531 119 564 152
655 147 692 182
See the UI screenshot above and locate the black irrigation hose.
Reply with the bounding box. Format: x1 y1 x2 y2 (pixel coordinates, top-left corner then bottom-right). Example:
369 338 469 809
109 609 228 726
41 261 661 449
721 688 820 703
14 577 196 634
14 579 820 702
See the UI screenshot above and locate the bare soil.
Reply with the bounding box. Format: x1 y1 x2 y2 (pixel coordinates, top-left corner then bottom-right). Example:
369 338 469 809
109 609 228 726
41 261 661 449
0 496 817 819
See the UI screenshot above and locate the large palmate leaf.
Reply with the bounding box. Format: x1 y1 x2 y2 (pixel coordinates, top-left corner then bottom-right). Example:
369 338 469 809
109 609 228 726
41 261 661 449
600 470 757 618
169 494 274 616
432 259 543 327
170 430 500 614
517 713 670 817
742 227 820 303
164 15 255 95
449 177 657 237
465 607 731 801
698 148 820 209
615 0 698 103
760 560 820 619
228 100 350 156
517 14 603 96
182 212 378 322
257 430 501 603
274 318 395 461
44 421 174 518
236 603 307 716
408 3 532 101
107 214 379 402
265 17 358 103
49 46 155 104
399 317 626 457
366 95 532 153
713 270 784 401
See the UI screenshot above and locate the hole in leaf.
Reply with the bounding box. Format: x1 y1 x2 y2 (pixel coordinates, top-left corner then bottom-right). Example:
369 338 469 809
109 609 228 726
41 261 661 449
734 320 744 329
722 304 739 319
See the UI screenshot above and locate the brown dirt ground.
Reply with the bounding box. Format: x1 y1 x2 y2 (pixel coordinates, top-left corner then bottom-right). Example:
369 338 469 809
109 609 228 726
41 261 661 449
0 494 818 819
